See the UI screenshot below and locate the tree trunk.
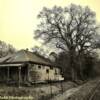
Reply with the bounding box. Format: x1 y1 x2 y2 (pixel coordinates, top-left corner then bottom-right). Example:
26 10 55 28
79 64 84 80
71 68 77 81
79 55 84 80
69 50 77 81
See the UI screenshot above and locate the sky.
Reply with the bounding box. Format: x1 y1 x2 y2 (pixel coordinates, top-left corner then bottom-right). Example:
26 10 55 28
0 0 100 50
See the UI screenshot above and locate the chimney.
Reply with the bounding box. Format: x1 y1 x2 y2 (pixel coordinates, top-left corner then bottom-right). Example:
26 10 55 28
26 48 29 51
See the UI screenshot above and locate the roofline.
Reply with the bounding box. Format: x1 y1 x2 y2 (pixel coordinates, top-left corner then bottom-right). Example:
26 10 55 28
0 61 61 69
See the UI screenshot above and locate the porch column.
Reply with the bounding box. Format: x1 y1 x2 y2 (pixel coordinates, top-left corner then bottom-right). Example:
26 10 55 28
18 66 21 88
7 67 10 83
27 64 30 82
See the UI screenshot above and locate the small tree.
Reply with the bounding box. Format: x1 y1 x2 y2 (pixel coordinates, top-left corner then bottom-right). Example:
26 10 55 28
34 4 99 80
0 40 16 57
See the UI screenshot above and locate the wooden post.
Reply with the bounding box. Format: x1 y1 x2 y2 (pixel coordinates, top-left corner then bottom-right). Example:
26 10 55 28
50 79 52 97
60 81 63 94
18 66 21 88
7 67 10 83
27 64 30 82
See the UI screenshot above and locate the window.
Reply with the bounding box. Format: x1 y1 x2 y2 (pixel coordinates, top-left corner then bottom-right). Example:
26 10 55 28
38 65 41 69
50 67 53 70
55 69 57 75
46 69 49 73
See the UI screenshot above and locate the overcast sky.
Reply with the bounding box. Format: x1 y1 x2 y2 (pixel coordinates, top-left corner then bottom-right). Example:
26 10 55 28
0 0 100 50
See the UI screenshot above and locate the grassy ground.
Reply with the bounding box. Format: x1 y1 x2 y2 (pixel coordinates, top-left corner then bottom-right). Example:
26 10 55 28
0 81 77 100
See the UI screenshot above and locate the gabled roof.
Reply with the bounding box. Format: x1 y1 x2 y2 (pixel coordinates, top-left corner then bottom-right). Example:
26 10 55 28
0 49 52 66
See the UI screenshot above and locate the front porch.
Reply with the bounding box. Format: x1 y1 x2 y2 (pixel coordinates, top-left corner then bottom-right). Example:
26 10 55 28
0 63 30 87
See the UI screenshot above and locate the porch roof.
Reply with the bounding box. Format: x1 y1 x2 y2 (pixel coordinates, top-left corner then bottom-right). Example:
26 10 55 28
0 49 54 67
0 63 23 67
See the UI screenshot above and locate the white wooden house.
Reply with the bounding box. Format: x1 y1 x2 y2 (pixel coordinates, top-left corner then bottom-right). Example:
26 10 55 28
0 49 64 86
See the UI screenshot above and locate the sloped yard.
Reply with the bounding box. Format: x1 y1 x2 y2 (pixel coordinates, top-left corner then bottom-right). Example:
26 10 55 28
51 78 100 100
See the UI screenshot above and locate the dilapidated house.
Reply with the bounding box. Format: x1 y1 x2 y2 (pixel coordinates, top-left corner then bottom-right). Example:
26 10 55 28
0 49 64 86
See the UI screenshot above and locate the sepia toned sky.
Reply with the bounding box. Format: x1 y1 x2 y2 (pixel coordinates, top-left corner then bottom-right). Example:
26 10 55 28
0 0 100 50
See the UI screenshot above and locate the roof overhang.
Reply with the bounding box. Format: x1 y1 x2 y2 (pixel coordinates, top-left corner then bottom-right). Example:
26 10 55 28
0 61 61 69
0 63 23 67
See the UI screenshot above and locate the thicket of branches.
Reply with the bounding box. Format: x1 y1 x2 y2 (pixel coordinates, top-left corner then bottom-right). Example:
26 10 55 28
34 4 100 81
55 51 99 81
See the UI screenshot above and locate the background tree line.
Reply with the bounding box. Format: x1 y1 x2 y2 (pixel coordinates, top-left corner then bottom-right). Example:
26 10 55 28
0 40 16 58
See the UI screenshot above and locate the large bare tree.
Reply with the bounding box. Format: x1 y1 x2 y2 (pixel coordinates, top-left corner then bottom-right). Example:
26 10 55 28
34 4 99 80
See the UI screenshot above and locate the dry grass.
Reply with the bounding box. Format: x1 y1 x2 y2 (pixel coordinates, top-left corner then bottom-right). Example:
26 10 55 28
51 78 100 100
0 81 77 100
